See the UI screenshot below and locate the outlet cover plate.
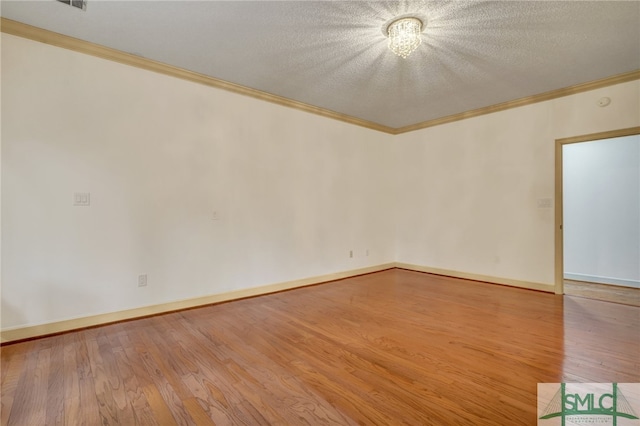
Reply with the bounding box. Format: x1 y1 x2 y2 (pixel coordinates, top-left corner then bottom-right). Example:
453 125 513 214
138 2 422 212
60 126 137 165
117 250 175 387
74 192 90 206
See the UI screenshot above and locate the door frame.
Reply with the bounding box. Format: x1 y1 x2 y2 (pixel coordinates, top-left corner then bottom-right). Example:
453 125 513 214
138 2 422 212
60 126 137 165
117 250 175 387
554 126 640 294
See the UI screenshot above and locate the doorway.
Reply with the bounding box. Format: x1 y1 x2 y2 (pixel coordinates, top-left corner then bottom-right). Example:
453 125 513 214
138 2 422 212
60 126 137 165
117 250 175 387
555 126 640 305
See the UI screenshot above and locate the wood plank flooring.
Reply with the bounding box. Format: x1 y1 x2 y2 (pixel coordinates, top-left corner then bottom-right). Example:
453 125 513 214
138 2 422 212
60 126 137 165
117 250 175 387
2 269 639 425
564 279 640 307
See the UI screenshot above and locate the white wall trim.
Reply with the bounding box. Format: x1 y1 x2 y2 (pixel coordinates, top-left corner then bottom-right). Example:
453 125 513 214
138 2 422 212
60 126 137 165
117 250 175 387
0 263 395 344
395 262 555 293
564 272 640 289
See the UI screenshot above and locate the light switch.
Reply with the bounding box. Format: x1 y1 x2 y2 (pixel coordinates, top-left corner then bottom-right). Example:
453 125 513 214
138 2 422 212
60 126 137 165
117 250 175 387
138 274 147 287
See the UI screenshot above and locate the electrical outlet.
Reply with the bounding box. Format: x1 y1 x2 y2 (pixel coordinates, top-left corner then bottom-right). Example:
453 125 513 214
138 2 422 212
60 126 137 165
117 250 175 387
537 198 552 209
349 250 353 258
73 192 90 206
212 210 220 221
138 274 147 287
366 249 369 257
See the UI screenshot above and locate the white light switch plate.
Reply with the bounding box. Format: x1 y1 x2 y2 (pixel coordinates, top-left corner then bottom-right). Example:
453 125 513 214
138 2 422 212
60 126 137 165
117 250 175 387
138 274 147 287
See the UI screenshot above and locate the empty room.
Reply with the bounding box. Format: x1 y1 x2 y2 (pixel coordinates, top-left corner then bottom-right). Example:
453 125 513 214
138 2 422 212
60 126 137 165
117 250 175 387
1 1 639 425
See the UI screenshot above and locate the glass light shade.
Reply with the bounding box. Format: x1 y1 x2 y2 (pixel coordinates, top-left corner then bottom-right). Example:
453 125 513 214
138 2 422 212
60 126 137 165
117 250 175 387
387 17 422 59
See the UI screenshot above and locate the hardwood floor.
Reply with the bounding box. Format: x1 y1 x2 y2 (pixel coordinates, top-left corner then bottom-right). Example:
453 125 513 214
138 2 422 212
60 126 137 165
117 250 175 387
2 269 639 425
564 279 640 307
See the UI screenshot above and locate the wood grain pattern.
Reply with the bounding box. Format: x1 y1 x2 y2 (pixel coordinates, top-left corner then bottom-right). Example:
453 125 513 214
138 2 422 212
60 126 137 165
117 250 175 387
2 269 639 425
564 279 640 307
0 263 397 344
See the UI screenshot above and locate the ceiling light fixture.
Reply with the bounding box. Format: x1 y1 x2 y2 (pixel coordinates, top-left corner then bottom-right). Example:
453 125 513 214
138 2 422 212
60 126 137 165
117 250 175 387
387 17 423 59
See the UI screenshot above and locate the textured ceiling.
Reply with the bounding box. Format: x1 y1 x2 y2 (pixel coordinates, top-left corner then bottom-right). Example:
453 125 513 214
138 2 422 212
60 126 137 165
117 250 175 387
2 1 639 129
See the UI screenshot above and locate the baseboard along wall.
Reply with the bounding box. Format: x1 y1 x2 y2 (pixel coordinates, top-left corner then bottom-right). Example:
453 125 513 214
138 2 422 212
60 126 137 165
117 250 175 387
1 262 554 344
395 263 555 293
564 272 640 289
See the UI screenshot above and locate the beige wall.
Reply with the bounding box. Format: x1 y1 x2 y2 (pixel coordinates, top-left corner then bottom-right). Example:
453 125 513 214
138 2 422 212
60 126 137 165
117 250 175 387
395 80 640 285
2 32 639 332
1 34 395 330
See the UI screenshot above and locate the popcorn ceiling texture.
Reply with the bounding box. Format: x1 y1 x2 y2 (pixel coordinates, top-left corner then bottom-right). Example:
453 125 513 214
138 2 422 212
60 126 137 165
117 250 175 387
3 0 639 128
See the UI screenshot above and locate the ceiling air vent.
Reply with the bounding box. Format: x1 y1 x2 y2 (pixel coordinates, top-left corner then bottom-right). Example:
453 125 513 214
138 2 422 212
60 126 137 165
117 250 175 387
56 0 87 11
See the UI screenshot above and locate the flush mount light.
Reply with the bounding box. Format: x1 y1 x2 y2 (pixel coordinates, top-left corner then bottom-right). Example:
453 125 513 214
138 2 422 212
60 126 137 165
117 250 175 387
386 16 423 59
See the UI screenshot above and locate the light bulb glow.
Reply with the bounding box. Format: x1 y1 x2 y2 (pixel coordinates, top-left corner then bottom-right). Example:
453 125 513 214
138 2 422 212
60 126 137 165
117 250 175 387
387 17 422 59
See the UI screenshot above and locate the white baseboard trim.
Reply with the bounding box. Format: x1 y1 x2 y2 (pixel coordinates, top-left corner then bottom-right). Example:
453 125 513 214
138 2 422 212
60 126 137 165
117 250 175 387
395 262 555 293
564 272 640 289
1 261 556 344
1 263 395 344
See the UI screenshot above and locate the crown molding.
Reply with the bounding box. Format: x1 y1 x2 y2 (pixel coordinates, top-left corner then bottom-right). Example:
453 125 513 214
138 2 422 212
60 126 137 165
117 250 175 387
393 69 640 134
2 18 639 136
0 18 395 134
